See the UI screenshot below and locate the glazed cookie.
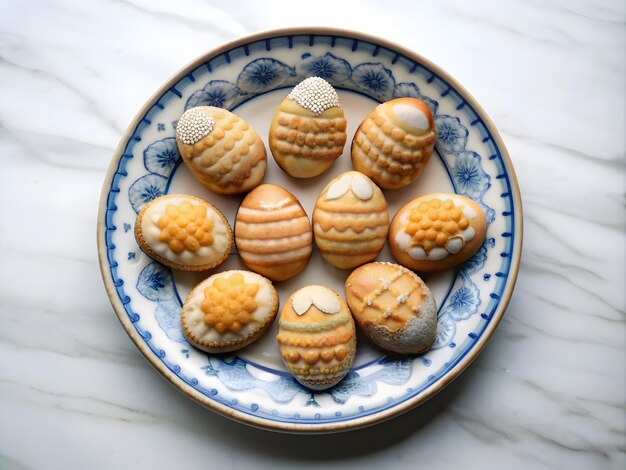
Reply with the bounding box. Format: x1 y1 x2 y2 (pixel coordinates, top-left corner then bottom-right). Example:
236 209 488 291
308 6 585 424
181 271 278 353
277 285 356 390
313 171 389 269
345 262 437 354
235 184 312 282
352 98 435 189
389 193 487 272
269 77 347 178
176 106 266 195
134 194 233 271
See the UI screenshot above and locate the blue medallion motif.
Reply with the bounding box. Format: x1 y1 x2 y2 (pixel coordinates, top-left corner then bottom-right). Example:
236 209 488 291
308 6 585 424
185 80 239 110
351 62 395 102
236 58 295 94
128 173 167 213
296 52 352 84
143 137 180 177
435 115 469 154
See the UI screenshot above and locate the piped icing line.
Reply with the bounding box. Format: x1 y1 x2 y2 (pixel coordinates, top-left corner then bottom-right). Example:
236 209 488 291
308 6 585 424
288 77 341 115
176 108 215 145
325 173 374 201
292 285 341 315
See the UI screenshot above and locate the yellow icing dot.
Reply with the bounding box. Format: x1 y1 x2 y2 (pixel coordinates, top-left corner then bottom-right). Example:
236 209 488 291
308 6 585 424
405 198 469 255
157 201 214 254
201 273 259 333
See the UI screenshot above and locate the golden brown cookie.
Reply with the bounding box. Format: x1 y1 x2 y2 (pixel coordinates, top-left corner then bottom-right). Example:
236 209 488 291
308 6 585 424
134 194 232 271
181 270 278 353
276 285 356 390
235 184 312 282
176 106 266 195
389 193 487 272
352 98 435 189
345 262 437 354
269 77 347 178
313 171 389 269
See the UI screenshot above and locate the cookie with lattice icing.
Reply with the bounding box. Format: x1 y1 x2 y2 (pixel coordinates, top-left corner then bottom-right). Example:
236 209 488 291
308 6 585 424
276 285 356 390
313 171 388 269
352 98 435 189
135 194 232 271
176 106 266 195
181 270 278 353
269 77 347 178
235 184 312 281
389 192 487 272
345 262 437 354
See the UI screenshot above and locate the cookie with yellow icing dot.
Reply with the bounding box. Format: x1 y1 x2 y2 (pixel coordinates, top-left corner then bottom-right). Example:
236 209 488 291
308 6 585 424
176 106 266 195
389 193 487 272
269 77 347 178
345 262 437 354
352 98 435 189
181 270 278 353
276 285 356 390
134 194 233 271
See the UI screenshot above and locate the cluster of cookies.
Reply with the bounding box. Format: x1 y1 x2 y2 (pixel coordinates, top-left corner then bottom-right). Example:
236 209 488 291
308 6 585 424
134 77 487 391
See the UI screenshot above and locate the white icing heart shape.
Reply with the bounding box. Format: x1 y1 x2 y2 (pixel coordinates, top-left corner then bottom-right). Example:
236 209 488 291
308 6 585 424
291 285 341 315
325 173 373 201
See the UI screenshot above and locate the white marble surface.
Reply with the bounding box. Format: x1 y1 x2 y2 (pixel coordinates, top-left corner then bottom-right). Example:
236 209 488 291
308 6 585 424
1 0 625 468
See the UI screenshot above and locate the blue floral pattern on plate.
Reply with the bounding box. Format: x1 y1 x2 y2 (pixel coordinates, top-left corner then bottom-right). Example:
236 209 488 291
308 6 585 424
101 32 519 429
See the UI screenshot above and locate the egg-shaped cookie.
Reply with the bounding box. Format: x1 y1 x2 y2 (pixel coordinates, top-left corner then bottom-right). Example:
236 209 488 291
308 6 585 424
235 184 312 282
176 106 266 195
345 262 437 354
277 285 356 390
313 171 389 269
134 194 233 271
389 193 487 272
181 270 278 353
352 98 435 190
269 77 347 178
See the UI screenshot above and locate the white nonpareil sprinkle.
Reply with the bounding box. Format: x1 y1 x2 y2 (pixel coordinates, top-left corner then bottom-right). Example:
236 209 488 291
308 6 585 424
396 293 409 304
383 309 392 319
176 108 215 145
288 77 340 115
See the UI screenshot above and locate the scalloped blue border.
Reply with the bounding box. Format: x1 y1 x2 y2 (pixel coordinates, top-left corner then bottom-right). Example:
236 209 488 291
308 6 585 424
104 33 516 424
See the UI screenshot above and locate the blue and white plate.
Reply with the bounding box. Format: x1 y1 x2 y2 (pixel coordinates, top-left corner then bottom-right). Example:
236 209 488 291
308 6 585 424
97 28 522 433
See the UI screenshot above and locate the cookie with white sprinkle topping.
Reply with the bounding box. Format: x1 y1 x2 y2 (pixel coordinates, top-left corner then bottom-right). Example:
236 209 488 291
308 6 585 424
269 77 347 178
176 106 267 195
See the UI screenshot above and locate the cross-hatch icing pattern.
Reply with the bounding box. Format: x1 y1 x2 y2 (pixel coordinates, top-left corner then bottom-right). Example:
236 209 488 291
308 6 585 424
404 199 468 254
156 201 214 254
361 270 421 322
201 273 259 334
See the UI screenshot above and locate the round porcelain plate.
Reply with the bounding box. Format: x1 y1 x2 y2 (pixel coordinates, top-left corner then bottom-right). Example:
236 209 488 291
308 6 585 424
97 28 522 433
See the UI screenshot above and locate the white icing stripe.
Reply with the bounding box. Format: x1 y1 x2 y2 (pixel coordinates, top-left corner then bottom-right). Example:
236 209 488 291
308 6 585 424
237 205 300 219
292 286 341 315
237 232 312 251
236 216 309 230
392 103 430 130
238 245 312 265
